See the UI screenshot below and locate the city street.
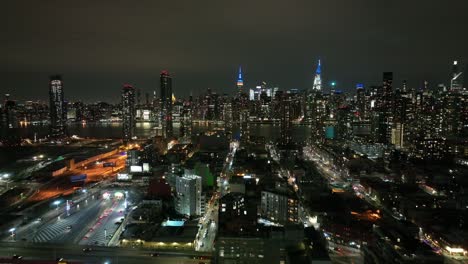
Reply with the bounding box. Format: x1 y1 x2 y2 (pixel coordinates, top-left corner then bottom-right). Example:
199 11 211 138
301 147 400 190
195 141 237 252
79 197 127 247
0 242 210 264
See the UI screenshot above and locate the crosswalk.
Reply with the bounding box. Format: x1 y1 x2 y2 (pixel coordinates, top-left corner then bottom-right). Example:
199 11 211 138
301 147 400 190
29 199 104 243
31 216 75 243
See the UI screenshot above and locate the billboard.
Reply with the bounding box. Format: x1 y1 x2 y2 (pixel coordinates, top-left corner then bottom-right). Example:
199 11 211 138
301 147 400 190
117 173 132 181
130 165 143 173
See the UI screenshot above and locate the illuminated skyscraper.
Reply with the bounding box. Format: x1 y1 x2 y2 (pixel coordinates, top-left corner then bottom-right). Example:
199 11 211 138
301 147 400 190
374 72 394 144
356 83 366 119
49 75 66 138
236 66 244 93
278 91 292 145
121 84 135 142
160 70 173 138
312 60 322 91
450 60 463 91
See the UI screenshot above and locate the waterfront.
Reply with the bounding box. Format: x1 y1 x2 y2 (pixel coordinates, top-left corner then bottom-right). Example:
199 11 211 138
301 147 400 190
0 122 312 142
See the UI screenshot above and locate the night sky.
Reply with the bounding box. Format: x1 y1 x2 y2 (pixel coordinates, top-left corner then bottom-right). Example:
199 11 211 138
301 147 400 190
2 0 467 102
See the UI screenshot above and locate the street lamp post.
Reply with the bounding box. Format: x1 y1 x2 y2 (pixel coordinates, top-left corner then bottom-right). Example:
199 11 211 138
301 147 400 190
53 200 61 210
9 228 16 240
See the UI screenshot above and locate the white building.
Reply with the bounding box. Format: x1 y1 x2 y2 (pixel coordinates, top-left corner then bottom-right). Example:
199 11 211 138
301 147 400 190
175 172 202 216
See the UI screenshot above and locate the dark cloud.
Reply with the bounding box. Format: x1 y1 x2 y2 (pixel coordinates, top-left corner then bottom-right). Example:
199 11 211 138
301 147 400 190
1 0 467 102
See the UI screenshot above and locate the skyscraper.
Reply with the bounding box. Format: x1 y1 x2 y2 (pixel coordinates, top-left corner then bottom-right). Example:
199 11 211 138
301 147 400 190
356 83 366 119
279 91 292 145
49 75 66 138
374 72 394 144
450 60 463 91
121 84 135 143
312 60 322 91
160 70 173 138
237 66 244 94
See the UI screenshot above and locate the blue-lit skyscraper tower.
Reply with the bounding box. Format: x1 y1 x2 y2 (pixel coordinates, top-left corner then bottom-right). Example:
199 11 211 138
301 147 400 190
237 66 244 94
312 60 322 91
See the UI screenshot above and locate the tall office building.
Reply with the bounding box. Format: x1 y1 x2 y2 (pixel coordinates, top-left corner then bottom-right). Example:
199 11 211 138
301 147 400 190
312 60 322 91
175 173 202 216
180 99 193 142
374 72 394 144
122 84 135 143
49 75 66 138
279 92 292 145
237 66 244 94
356 83 366 119
160 70 173 138
450 60 463 91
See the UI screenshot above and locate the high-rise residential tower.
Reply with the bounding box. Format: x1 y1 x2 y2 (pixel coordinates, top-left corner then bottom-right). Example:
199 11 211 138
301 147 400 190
175 172 202 216
122 84 135 142
160 70 173 138
49 75 66 138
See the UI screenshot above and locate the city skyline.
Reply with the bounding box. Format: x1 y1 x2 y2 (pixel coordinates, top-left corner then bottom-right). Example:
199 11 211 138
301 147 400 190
1 2 467 263
2 1 468 101
1 59 466 104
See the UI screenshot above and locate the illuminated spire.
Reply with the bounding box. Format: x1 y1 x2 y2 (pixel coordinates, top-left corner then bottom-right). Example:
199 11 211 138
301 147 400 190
313 60 322 91
237 66 244 89
316 59 321 74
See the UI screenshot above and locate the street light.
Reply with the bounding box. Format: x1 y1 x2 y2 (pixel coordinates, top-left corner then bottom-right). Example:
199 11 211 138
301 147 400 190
9 228 15 239
53 200 61 210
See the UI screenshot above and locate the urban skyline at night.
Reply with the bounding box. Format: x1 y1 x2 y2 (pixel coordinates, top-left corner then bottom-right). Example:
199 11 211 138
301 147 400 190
1 1 467 264
2 1 468 101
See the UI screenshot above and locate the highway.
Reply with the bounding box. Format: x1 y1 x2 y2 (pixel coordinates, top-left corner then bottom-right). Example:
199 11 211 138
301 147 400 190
10 194 109 244
0 242 210 264
79 198 126 246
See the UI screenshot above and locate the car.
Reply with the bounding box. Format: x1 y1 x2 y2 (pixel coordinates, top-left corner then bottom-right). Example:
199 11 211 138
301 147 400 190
83 247 92 252
12 254 23 259
56 257 64 261
150 253 160 257
66 225 72 229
